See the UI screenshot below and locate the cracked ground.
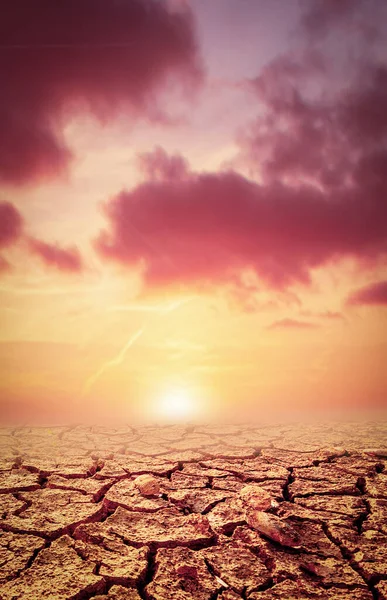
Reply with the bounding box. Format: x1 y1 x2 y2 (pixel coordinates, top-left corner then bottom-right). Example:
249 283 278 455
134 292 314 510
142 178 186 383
0 422 386 599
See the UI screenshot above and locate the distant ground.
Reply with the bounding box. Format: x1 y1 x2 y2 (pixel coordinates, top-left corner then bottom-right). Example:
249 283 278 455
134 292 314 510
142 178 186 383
0 422 386 599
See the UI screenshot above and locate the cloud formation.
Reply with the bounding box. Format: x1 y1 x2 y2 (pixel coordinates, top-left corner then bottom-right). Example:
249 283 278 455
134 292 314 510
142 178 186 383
245 0 387 191
94 1 387 299
0 202 85 275
300 0 386 40
137 146 189 182
0 0 201 184
346 281 387 307
28 238 84 272
246 57 387 189
95 151 387 293
0 202 23 271
0 202 23 249
267 318 318 331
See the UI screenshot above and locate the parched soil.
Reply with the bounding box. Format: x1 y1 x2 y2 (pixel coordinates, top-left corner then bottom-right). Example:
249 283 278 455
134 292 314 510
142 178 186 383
0 421 386 599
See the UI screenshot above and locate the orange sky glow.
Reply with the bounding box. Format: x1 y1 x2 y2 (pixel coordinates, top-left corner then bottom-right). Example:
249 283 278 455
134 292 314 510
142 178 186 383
0 0 386 424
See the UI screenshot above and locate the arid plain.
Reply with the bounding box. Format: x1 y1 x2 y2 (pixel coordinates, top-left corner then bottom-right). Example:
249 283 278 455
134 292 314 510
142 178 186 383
0 422 386 599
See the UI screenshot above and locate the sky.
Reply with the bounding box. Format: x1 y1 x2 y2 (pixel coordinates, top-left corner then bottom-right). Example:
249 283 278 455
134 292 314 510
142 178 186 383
0 0 387 424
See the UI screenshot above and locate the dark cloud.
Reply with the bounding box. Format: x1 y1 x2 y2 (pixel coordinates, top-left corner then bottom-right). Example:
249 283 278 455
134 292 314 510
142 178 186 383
300 0 386 41
0 203 85 275
0 202 23 272
0 202 23 274
0 202 23 248
137 146 189 182
28 238 84 272
244 0 387 191
346 281 387 306
93 1 387 301
0 0 201 185
301 0 361 37
246 58 387 189
95 150 387 292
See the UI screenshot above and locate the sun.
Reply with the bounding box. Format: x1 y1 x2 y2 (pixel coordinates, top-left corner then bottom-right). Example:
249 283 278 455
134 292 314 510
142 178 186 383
154 386 199 423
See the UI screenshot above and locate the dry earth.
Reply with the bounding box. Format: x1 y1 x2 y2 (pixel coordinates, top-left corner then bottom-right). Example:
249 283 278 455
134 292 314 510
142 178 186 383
0 422 386 599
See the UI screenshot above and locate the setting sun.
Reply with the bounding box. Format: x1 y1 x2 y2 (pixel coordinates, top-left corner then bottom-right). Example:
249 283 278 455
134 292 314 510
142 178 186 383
153 387 199 423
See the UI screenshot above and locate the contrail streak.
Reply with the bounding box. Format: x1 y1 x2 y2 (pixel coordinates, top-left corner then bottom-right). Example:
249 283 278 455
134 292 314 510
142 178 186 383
82 297 193 397
82 327 144 397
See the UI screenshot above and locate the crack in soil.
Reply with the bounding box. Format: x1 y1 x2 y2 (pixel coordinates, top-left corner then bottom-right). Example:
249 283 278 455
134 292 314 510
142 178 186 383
137 545 157 600
282 467 294 502
1 423 387 600
322 523 379 600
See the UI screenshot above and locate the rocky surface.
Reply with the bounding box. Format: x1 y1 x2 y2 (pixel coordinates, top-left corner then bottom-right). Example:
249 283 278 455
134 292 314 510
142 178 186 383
0 421 386 598
145 546 219 599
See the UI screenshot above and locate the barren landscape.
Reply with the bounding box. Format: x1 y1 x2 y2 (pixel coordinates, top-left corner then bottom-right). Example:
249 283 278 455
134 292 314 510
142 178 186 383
1 0 387 597
0 422 386 599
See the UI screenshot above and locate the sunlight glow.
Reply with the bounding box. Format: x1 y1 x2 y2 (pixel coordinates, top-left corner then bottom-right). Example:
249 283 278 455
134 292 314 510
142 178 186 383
155 387 198 422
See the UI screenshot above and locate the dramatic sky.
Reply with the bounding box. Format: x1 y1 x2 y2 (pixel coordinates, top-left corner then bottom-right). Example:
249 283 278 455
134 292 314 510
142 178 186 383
1 0 387 423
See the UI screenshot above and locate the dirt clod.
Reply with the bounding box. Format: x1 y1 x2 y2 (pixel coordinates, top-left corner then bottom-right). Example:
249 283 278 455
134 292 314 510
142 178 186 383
133 474 161 496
